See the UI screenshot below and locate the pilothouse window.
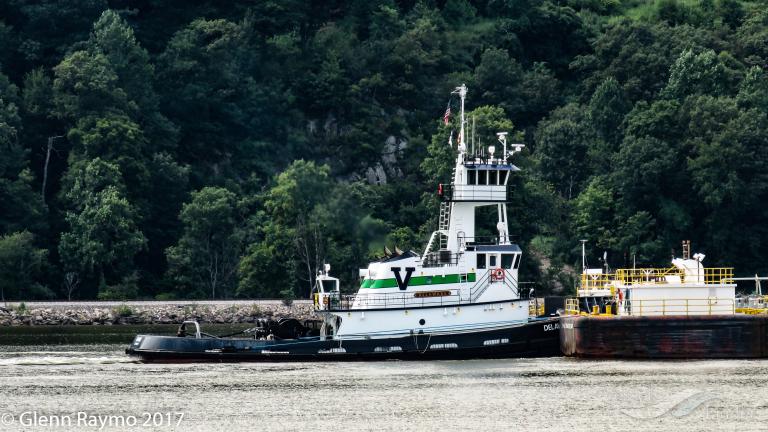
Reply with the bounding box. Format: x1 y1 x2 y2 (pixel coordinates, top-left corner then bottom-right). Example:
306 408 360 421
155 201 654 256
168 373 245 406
499 171 508 185
477 254 486 269
490 255 497 267
489 170 497 185
468 170 476 185
478 170 487 185
321 279 337 292
501 254 514 270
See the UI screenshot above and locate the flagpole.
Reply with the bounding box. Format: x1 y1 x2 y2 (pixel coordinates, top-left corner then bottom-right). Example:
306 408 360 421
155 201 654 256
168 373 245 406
472 115 475 157
453 84 467 157
459 84 466 153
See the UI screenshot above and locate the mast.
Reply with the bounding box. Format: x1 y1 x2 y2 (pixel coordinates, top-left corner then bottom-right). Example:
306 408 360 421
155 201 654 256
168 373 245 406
436 84 525 254
453 84 467 159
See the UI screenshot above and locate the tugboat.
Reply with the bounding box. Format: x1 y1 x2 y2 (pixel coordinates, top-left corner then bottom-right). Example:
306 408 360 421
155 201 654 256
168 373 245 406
560 240 768 358
126 85 561 362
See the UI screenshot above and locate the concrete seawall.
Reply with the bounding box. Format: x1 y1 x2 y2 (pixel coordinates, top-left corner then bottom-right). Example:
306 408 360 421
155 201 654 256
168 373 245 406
0 300 315 326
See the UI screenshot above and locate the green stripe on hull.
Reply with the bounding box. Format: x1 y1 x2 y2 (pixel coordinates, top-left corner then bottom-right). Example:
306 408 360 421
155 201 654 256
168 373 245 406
360 273 477 289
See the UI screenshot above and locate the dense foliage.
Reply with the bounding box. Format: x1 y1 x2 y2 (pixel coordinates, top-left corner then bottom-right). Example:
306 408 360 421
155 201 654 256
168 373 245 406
0 0 766 299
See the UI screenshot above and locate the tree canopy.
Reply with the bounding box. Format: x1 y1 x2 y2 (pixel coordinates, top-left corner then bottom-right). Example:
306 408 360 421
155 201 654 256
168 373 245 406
0 0 766 299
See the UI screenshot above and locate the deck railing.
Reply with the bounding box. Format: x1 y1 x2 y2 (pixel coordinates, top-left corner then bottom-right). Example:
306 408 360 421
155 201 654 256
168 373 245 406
631 298 735 316
327 290 465 311
703 268 735 284
580 267 735 290
439 184 509 202
562 297 735 316
527 300 544 317
328 269 522 311
615 267 683 285
564 298 580 315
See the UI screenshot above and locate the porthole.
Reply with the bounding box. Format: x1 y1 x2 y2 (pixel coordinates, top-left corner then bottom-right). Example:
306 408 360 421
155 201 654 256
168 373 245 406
419 319 426 326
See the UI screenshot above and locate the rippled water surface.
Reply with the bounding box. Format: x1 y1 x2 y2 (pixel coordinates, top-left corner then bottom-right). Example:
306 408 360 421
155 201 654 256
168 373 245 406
1 343 768 431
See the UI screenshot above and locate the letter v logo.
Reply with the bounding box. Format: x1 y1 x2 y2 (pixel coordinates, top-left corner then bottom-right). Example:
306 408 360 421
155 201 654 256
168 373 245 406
391 267 415 291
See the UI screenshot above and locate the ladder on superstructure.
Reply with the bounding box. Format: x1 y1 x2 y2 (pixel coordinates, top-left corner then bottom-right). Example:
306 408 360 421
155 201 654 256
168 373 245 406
438 168 456 250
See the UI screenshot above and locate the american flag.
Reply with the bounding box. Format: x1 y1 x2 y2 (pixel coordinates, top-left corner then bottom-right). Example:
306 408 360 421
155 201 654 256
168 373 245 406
443 102 451 125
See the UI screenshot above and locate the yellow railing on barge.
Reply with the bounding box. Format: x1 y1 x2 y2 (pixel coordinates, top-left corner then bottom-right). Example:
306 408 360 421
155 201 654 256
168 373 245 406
528 300 545 317
564 298 580 315
702 267 735 284
580 267 734 289
632 298 735 316
562 297 735 316
615 267 682 285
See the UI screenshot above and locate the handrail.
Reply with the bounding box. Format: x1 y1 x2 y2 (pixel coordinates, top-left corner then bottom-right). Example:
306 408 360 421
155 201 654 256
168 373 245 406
180 320 201 338
564 298 580 315
504 271 519 297
469 272 490 302
422 251 460 267
528 300 545 317
329 269 522 311
702 268 735 284
562 297 735 316
580 267 735 289
439 184 508 202
615 267 682 285
328 290 464 311
627 298 734 316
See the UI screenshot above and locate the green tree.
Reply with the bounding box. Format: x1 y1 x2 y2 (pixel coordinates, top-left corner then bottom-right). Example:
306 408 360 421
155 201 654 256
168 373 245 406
87 10 177 150
66 114 150 201
52 50 127 120
662 49 738 99
166 187 242 299
158 17 297 184
737 66 768 112
241 161 335 297
571 19 714 101
58 158 146 297
588 77 630 147
535 103 594 199
0 231 49 301
572 176 617 252
473 48 525 116
0 70 45 235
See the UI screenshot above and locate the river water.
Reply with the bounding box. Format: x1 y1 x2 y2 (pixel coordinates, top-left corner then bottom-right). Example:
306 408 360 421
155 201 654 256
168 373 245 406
1 330 767 431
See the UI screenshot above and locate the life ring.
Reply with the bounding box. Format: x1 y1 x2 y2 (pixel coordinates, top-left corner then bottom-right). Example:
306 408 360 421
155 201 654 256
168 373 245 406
322 296 329 305
492 268 505 281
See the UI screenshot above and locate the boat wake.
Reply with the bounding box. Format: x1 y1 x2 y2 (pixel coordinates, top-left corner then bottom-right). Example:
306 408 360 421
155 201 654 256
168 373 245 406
0 353 137 366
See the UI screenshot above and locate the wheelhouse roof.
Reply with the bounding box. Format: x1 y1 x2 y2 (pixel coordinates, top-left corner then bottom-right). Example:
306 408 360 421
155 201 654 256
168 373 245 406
475 244 522 252
465 163 520 171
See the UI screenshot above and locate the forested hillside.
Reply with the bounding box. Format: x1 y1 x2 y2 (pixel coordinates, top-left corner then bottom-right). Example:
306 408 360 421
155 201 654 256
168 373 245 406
0 0 767 300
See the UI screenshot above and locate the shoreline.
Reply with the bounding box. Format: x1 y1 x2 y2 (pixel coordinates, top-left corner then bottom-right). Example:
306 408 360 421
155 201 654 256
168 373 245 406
0 301 315 326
